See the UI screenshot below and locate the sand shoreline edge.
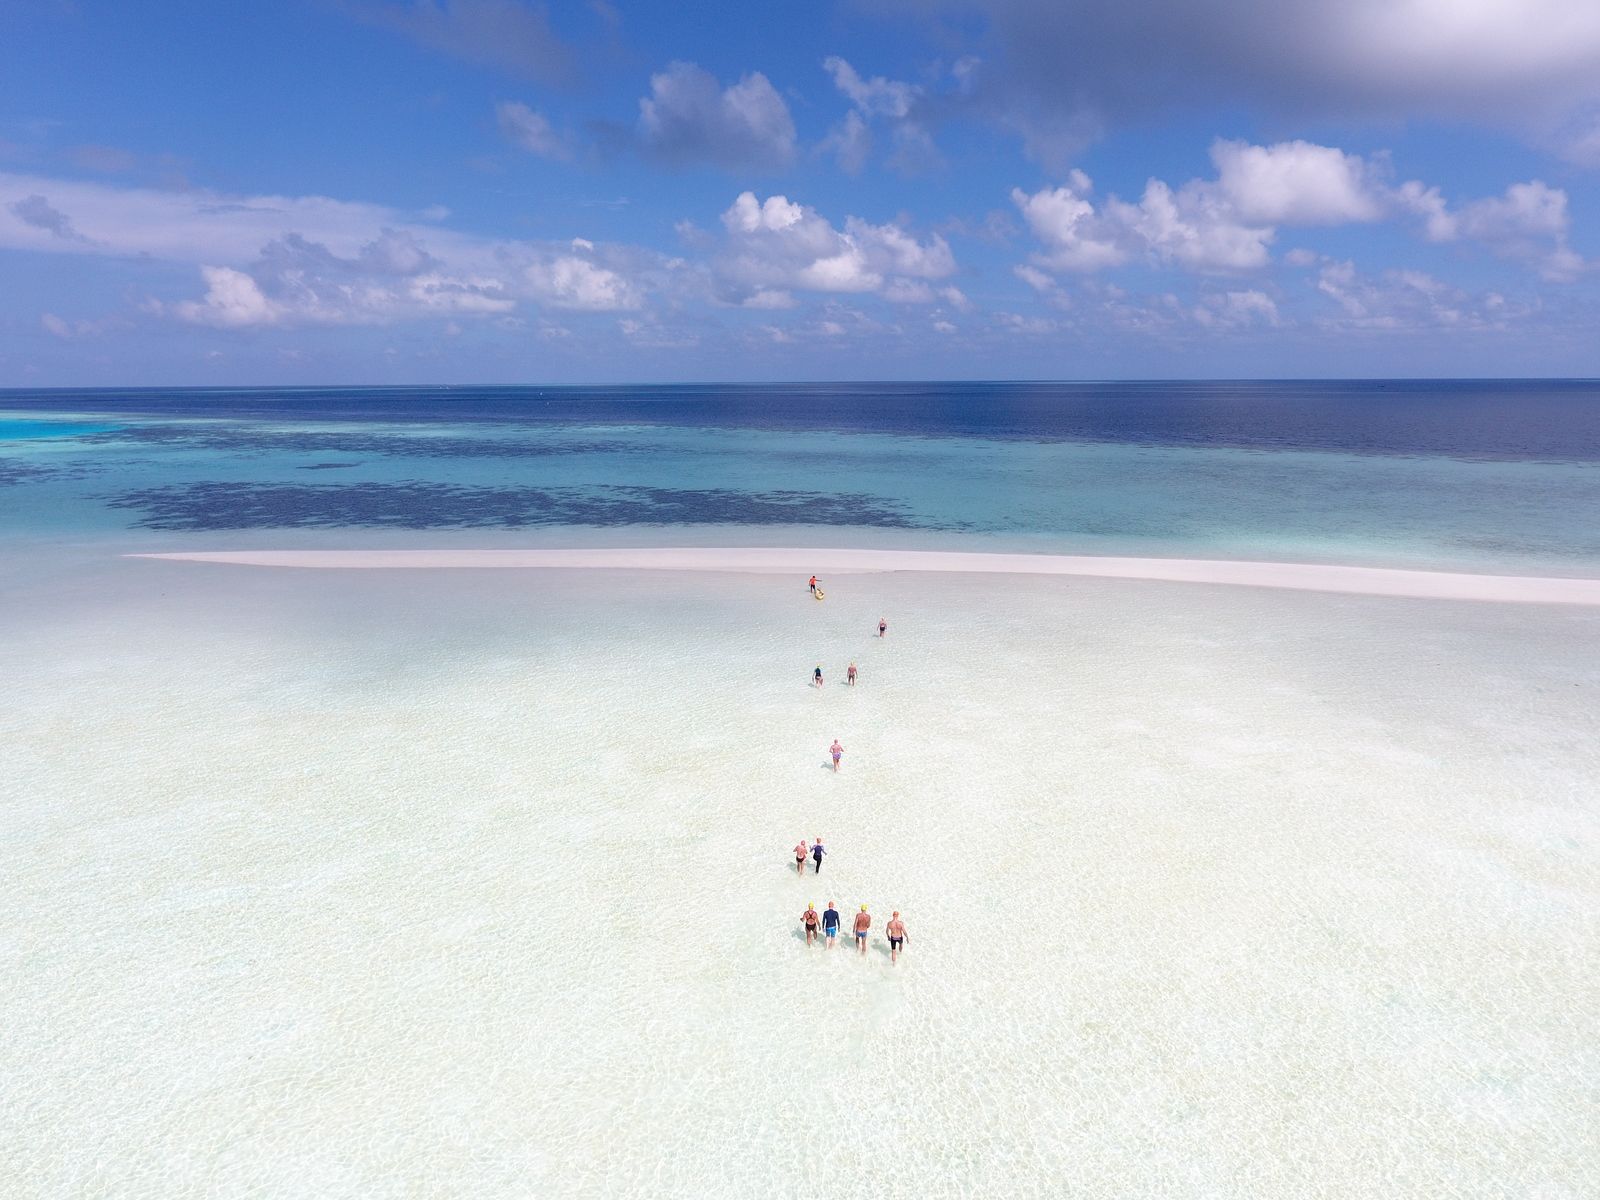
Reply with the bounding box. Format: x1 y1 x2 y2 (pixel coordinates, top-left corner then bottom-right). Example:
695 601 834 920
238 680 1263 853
125 547 1600 606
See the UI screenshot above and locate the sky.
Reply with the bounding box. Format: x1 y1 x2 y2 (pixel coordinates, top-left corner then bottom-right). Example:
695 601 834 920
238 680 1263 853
3 0 1600 384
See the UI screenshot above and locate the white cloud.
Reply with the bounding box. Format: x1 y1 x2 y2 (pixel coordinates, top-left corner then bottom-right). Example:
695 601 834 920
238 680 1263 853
1014 140 1587 284
637 62 796 171
1398 178 1584 281
526 254 642 310
715 190 956 302
496 101 571 159
1210 139 1383 224
1013 167 1272 275
174 266 284 328
1011 171 1127 271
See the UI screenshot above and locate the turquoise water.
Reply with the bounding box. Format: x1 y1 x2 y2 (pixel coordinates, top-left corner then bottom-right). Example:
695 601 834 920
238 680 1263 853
2 383 1599 571
0 419 118 440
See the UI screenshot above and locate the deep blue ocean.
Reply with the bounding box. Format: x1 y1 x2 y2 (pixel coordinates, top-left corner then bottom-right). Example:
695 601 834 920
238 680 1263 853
3 380 1599 569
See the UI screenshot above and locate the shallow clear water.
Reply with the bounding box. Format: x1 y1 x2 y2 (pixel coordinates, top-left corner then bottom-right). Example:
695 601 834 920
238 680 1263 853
2 557 1596 1199
3 382 1600 571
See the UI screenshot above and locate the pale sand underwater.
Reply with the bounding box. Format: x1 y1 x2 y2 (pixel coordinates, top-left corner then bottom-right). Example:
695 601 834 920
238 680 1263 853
3 553 1598 1199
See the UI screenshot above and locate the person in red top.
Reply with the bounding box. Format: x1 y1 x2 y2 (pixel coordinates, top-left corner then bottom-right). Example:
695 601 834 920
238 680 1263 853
809 575 818 595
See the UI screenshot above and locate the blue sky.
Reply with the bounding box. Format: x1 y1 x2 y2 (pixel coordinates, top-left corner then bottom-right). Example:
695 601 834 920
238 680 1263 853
3 0 1600 383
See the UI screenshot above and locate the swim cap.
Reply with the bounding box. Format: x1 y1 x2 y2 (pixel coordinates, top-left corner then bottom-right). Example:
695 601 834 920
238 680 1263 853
860 904 867 911
807 903 815 909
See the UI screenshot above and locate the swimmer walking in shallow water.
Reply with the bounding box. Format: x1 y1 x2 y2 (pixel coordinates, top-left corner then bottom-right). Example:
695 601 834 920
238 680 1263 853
830 739 843 771
878 617 887 638
854 905 871 954
814 665 823 688
811 837 826 873
822 901 840 947
847 662 857 686
801 903 820 946
794 840 809 875
886 911 908 963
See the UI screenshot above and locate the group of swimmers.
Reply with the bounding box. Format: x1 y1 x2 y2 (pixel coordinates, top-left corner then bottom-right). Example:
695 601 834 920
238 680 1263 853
794 576 909 963
799 900 909 962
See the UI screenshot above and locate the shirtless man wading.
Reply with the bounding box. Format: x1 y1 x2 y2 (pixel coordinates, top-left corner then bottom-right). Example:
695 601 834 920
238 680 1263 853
886 911 908 963
853 905 871 954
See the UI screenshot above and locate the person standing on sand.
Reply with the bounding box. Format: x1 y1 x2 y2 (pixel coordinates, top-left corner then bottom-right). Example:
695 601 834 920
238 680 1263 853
795 840 809 875
802 903 820 946
830 739 843 771
847 662 857 686
854 905 871 954
814 665 824 688
878 617 887 638
811 837 826 874
822 901 840 947
886 911 908 963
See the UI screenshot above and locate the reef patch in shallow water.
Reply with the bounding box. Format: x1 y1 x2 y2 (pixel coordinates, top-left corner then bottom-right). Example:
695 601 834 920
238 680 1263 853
103 481 920 531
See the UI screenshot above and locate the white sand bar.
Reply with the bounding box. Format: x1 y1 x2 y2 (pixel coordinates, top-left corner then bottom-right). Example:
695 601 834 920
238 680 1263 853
129 546 1600 605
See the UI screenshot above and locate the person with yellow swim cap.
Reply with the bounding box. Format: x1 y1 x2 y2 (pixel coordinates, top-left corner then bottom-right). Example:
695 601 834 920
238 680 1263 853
853 904 871 954
801 903 820 947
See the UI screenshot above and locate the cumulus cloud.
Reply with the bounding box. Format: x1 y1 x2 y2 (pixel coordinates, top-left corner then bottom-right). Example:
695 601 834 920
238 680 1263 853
1210 139 1383 224
1013 166 1273 275
897 0 1600 166
637 62 796 171
351 0 571 84
1397 178 1584 281
715 190 956 302
1013 139 1587 283
523 246 645 310
496 101 571 159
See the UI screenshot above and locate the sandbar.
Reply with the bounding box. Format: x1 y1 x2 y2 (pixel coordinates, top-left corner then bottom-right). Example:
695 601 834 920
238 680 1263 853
128 546 1600 605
